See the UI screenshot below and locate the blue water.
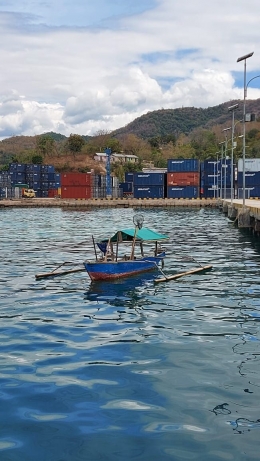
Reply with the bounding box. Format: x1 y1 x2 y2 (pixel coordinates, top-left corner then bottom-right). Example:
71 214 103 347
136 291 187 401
1 206 260 461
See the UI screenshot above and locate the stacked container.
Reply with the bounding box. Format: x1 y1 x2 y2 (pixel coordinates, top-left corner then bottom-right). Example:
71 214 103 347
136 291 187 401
133 172 165 199
60 172 93 199
9 163 27 186
200 160 219 198
167 159 200 199
0 171 12 198
237 158 260 198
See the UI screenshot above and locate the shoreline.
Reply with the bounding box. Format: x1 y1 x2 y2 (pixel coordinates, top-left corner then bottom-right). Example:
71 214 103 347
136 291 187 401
0 197 219 208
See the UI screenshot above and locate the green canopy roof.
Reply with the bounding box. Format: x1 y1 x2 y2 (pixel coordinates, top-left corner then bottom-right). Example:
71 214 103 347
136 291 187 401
109 227 169 243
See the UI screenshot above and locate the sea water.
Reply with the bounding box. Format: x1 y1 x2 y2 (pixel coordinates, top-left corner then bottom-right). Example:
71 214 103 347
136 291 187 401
0 206 260 461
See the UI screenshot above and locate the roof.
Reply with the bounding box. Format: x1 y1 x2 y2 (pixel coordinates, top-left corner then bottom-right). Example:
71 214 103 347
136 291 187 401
109 227 169 243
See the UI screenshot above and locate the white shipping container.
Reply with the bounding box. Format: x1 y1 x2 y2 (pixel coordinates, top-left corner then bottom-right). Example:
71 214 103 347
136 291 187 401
238 158 260 172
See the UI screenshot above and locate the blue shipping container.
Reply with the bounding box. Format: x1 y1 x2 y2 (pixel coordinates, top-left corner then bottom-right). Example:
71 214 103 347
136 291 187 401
119 182 133 193
133 172 165 186
201 186 219 198
167 186 199 199
26 164 41 173
41 165 55 173
55 174 61 186
168 159 199 173
237 172 260 187
133 186 165 199
248 186 260 197
125 172 134 182
9 163 26 173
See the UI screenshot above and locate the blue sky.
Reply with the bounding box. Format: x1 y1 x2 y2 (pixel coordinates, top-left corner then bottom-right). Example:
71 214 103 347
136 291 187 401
0 0 259 139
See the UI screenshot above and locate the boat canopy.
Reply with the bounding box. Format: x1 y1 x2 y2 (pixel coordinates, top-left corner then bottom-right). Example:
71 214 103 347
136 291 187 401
108 227 169 243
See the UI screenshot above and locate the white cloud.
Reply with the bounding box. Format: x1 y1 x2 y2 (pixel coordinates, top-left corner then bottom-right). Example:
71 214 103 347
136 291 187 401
0 0 260 139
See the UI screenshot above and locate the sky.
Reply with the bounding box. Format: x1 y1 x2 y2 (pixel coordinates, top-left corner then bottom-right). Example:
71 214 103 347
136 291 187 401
0 0 260 140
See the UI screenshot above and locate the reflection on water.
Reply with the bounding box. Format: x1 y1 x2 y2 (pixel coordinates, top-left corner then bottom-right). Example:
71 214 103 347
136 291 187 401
1 207 260 460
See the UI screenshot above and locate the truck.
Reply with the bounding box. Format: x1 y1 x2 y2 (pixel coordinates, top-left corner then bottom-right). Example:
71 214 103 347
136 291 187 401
22 188 36 198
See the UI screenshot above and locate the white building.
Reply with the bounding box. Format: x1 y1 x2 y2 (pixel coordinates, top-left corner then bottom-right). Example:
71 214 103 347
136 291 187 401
94 152 139 163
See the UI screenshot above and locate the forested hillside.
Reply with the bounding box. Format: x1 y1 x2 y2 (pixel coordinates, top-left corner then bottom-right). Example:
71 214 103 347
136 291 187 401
1 99 260 176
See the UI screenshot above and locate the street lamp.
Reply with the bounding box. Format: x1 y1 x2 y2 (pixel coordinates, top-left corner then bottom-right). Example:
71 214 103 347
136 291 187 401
219 141 225 199
228 104 239 203
223 127 231 200
237 51 254 206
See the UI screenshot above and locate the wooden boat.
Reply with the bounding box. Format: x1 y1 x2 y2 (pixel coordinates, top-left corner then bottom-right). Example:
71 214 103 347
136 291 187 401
83 214 169 281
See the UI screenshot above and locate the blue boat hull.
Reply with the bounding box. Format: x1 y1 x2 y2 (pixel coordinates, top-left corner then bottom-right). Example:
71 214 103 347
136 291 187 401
84 252 165 281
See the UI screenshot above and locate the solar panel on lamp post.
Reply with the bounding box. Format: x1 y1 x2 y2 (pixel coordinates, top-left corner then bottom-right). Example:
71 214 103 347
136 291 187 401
237 52 254 206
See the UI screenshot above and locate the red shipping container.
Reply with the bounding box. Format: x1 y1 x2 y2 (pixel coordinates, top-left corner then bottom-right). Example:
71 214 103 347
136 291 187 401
61 172 93 187
167 172 200 187
61 186 92 199
48 189 58 198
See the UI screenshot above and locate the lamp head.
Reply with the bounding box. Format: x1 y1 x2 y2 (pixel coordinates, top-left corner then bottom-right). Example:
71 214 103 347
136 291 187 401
237 52 254 62
228 104 239 111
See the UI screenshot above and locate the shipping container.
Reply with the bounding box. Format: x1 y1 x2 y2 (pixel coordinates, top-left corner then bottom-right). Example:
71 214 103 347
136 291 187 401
93 174 106 187
26 164 41 173
0 187 7 198
26 173 41 182
55 173 61 186
142 168 167 174
61 172 93 187
167 172 200 187
167 186 199 199
41 165 55 173
48 189 58 198
133 172 165 186
125 172 134 183
9 172 26 185
0 172 11 187
200 186 219 199
41 173 55 181
9 163 26 173
119 182 133 194
248 186 260 198
133 186 165 199
61 186 92 199
200 160 220 174
167 159 200 173
32 182 41 190
238 158 260 172
237 172 260 187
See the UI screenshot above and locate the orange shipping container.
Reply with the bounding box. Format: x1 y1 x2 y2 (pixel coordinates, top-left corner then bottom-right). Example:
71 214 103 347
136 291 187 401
61 172 93 187
61 186 92 199
167 172 200 187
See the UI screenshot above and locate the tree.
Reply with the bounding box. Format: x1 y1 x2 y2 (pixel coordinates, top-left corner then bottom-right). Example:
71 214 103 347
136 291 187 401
36 135 55 158
31 155 43 164
66 134 85 157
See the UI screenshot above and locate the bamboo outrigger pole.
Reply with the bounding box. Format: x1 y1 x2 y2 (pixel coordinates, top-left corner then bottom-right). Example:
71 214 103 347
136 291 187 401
35 267 85 280
154 265 213 284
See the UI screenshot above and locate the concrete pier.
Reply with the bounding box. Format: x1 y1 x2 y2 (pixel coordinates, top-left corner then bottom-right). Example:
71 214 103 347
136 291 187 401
0 197 218 209
222 198 260 232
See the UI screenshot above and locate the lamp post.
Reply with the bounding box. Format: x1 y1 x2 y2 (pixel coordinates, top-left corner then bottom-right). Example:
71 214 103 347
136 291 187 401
219 142 225 199
237 51 254 206
215 151 220 198
222 128 231 200
105 147 112 198
228 104 239 204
